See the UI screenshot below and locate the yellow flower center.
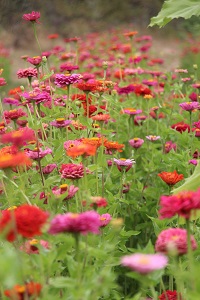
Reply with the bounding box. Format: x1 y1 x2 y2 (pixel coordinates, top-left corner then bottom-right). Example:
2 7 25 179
7 206 17 211
30 239 39 245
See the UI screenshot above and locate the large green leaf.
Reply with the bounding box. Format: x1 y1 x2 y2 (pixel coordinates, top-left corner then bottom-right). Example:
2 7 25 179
149 0 200 27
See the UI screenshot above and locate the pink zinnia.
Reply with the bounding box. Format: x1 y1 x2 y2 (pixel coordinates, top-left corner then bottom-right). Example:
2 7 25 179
60 163 84 179
25 148 52 160
48 211 101 235
50 118 72 128
3 97 20 106
22 11 41 23
27 56 42 66
54 73 82 87
164 141 177 153
146 135 160 141
129 138 144 148
122 108 142 115
17 68 38 79
100 213 112 227
21 90 51 105
121 253 168 274
0 77 7 86
113 158 135 172
189 159 198 166
155 228 197 255
159 189 200 219
179 101 199 111
52 184 79 200
42 164 57 174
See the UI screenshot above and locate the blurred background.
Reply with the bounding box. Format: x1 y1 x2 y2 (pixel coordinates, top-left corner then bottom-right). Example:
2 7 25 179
0 0 200 87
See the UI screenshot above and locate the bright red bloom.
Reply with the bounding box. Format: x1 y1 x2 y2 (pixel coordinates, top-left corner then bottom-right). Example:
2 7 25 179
22 11 41 23
4 282 42 299
76 81 99 92
159 290 182 300
159 189 200 219
171 122 190 133
0 204 49 242
158 171 184 186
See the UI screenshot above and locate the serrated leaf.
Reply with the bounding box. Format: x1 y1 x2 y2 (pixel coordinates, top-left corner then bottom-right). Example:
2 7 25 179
149 0 200 27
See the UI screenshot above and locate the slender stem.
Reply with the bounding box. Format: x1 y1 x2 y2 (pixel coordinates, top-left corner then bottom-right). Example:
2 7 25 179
32 23 42 53
186 218 195 290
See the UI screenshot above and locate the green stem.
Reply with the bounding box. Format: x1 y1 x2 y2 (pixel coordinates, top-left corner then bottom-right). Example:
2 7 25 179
186 218 195 290
32 22 42 53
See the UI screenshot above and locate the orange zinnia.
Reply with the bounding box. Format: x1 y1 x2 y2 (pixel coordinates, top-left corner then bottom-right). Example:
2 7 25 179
0 152 32 169
158 171 184 186
82 137 107 148
91 114 110 122
104 141 124 153
66 143 97 158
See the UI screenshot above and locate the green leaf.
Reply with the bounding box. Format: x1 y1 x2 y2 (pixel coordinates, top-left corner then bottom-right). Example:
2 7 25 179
149 0 200 27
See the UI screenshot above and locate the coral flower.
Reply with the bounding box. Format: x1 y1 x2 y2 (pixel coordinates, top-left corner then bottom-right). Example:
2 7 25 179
158 171 184 186
76 81 99 92
121 253 168 274
4 282 42 299
159 189 200 219
82 137 106 148
104 141 124 154
49 211 101 235
91 114 110 122
1 128 36 147
129 138 144 148
66 143 97 158
0 204 49 241
0 152 32 169
158 290 182 300
22 11 41 23
155 228 197 255
90 197 108 208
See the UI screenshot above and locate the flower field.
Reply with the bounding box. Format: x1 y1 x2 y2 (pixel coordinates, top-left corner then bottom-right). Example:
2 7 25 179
1 10 200 300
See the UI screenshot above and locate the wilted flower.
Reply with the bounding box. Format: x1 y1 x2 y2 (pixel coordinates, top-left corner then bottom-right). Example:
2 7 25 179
121 253 168 274
113 158 135 172
42 163 57 174
155 228 197 255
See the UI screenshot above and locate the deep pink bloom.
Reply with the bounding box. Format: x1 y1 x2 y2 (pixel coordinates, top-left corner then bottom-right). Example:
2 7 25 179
129 138 144 148
155 228 197 255
189 92 198 102
100 213 112 227
60 163 84 179
121 253 168 274
159 189 200 219
22 11 41 23
3 97 20 106
122 108 143 115
25 148 52 160
164 141 177 153
52 184 79 200
27 56 42 66
21 90 51 105
42 163 57 174
54 73 82 87
0 77 7 86
179 101 199 111
17 68 38 79
113 158 135 172
48 211 101 235
193 121 200 129
50 118 72 128
189 159 198 166
3 108 27 121
60 63 79 72
117 85 135 95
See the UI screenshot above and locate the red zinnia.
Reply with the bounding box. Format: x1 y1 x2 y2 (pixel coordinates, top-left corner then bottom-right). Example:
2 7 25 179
0 204 49 241
159 290 182 300
171 122 190 133
4 282 42 300
158 171 184 186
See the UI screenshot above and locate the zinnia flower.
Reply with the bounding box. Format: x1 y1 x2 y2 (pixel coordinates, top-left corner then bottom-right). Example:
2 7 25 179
1 128 35 147
158 290 182 300
100 213 112 227
49 211 101 235
171 122 190 133
0 152 32 169
27 56 42 66
129 138 144 148
158 171 184 186
20 239 50 254
66 143 97 158
3 109 27 121
50 118 72 128
146 135 160 141
17 68 38 79
155 228 197 255
25 148 52 160
113 158 135 172
179 101 199 111
159 189 200 219
4 282 42 299
0 204 49 241
121 253 168 274
60 163 85 179
22 11 41 23
52 184 79 200
164 141 177 153
54 73 82 87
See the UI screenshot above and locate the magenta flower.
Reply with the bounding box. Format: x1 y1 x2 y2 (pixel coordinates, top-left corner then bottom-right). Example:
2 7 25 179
129 138 144 149
179 101 199 111
164 141 177 153
121 253 168 274
54 73 82 87
155 228 197 255
60 63 79 72
189 159 198 166
122 108 143 115
22 11 41 23
117 85 135 95
189 92 198 102
52 184 79 200
27 56 42 66
48 211 101 235
50 118 72 128
3 97 20 106
113 158 135 172
25 147 52 160
100 213 112 227
146 135 160 141
21 90 51 105
17 68 38 79
42 163 57 174
60 163 85 179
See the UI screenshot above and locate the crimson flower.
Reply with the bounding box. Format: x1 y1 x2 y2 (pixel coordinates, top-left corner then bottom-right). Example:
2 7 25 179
22 11 41 23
